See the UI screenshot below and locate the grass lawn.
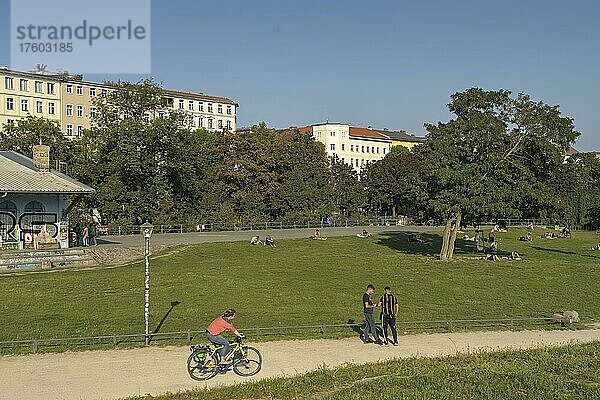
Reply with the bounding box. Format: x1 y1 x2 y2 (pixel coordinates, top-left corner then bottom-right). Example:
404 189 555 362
0 228 599 352
125 341 600 400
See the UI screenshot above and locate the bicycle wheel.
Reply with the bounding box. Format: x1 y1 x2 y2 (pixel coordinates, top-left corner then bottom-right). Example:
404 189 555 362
187 351 219 381
233 346 262 376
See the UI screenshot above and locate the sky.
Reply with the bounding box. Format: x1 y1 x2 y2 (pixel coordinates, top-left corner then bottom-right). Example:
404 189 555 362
1 0 599 150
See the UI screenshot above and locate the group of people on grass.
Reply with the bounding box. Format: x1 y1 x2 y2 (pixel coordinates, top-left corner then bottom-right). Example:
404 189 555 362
250 235 276 247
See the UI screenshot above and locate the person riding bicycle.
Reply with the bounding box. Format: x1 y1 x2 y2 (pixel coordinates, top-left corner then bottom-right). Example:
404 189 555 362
205 309 244 365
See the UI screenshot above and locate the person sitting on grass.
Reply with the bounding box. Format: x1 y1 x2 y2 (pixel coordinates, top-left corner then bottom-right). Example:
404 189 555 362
265 235 276 247
480 253 500 261
519 232 533 242
591 242 600 251
310 229 327 240
511 250 522 260
357 229 372 238
250 235 263 245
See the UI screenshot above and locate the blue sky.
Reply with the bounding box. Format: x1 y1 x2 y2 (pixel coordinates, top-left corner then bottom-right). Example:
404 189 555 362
1 0 599 150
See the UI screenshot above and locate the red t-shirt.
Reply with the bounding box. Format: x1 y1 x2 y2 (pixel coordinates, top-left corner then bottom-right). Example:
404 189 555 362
207 316 236 335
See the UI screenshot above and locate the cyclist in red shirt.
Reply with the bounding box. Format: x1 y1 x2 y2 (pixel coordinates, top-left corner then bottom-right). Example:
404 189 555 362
205 308 244 364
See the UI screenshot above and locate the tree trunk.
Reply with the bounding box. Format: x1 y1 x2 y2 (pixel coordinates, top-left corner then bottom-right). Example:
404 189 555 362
439 217 453 261
446 211 462 260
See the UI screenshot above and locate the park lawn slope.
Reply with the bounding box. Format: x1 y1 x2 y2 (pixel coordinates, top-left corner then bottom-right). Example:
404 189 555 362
127 341 600 400
0 229 598 349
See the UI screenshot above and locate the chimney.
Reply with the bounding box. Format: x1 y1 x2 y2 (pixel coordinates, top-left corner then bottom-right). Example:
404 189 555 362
367 125 372 130
33 145 51 172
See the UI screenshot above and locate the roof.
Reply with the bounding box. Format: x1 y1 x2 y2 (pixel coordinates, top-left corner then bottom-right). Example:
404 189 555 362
374 129 425 143
348 127 390 141
162 89 238 106
0 151 95 194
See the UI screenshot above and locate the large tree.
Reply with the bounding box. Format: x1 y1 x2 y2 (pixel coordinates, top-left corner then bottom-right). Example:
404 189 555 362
422 88 580 260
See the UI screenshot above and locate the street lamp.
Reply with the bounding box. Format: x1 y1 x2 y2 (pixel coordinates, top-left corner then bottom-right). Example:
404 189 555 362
140 220 154 345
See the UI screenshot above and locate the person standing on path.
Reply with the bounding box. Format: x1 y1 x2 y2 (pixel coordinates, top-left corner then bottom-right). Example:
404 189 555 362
362 284 383 344
379 286 399 346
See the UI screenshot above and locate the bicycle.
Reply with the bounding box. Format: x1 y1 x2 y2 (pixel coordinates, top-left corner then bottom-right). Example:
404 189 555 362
187 335 262 380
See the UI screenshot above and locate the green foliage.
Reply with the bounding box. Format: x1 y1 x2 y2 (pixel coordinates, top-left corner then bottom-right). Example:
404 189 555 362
330 155 364 218
0 116 74 163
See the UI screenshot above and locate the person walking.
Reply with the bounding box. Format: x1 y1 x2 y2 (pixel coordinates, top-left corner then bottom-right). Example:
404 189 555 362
379 286 399 346
362 284 383 344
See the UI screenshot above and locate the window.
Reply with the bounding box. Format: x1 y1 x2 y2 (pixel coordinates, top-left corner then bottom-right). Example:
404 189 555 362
21 99 29 112
330 144 336 151
191 118 196 127
48 102 55 114
20 79 28 91
218 119 223 129
372 146 375 153
35 81 44 93
383 148 386 154
143 113 150 123
189 100 194 111
0 201 17 216
77 125 84 136
361 146 364 153
66 124 73 135
351 144 354 152
178 99 184 109
101 89 107 95
36 101 43 113
76 85 83 95
218 104 223 114
6 97 14 110
77 105 83 117
330 131 335 137
226 120 231 130
66 84 73 94
208 103 213 113
356 159 359 167
227 105 232 115
90 106 96 117
208 119 213 129
350 158 353 165
199 116 203 127
377 147 380 154
4 77 14 90
199 102 203 111
89 88 96 97
47 82 55 94
366 146 370 153
25 201 45 213
341 144 345 151
6 119 15 125
66 104 73 116
342 158 344 162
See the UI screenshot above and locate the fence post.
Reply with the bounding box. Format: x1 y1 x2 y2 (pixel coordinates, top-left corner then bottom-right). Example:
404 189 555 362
112 334 117 347
308 221 310 229
448 320 453 332
255 327 260 340
321 323 326 336
33 338 38 353
118 227 121 236
187 330 192 343
180 225 183 233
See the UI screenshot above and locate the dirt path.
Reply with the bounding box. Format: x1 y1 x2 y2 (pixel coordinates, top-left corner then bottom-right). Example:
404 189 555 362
1 328 599 400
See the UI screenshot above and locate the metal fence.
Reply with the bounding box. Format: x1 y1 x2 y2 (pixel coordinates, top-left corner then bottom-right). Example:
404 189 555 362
0 316 555 354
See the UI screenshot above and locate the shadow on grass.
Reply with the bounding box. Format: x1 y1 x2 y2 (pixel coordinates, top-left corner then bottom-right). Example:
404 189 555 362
149 301 181 343
375 232 511 258
529 246 577 255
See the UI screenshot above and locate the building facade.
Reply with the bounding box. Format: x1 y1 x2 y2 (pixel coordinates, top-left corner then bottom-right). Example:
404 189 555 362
292 123 392 172
374 128 425 149
0 67 238 137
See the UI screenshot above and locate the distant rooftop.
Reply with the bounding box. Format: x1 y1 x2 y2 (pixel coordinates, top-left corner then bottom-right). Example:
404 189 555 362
162 89 238 106
0 151 95 194
373 129 425 143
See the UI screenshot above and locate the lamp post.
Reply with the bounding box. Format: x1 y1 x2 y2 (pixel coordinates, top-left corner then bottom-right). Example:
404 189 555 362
140 221 154 345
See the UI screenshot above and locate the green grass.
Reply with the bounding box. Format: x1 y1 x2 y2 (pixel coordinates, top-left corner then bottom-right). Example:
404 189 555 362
0 229 599 353
125 341 600 400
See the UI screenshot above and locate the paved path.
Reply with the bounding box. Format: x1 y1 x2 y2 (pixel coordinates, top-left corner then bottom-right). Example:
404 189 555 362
97 225 431 250
1 329 598 400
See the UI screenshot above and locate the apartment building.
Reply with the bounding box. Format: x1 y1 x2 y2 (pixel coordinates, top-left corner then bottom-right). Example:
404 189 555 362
373 128 425 149
291 123 392 172
0 67 61 128
0 67 238 137
162 89 237 132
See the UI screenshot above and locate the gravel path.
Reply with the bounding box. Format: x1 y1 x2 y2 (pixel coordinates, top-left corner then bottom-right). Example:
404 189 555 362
1 328 599 400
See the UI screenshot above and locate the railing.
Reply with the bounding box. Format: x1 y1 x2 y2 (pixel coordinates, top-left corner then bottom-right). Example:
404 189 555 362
0 316 555 354
102 218 411 236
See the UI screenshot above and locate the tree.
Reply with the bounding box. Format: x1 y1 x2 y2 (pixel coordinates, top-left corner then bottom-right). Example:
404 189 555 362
330 155 364 219
421 88 579 260
0 116 74 164
363 146 427 220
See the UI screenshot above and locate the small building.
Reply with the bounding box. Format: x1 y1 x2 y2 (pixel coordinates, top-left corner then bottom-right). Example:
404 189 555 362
374 128 425 149
0 150 95 250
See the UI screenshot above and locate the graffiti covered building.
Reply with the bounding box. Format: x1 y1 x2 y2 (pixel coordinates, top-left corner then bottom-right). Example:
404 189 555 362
0 150 95 250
